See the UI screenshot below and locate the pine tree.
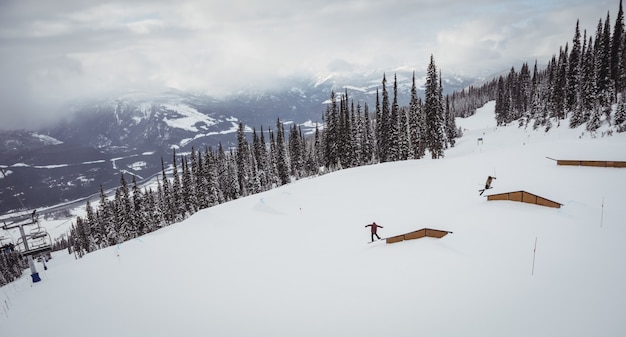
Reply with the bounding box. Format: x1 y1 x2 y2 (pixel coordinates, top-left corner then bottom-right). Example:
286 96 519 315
506 66 518 123
171 150 185 220
247 150 262 194
379 74 391 162
156 180 167 228
615 94 626 130
236 122 249 195
215 145 235 201
225 150 240 200
568 21 583 116
495 76 509 125
444 95 458 147
517 63 532 126
602 12 615 123
160 157 174 225
323 92 340 169
337 91 354 167
250 128 263 191
95 184 116 247
111 188 123 244
252 127 269 191
374 89 381 162
408 71 422 158
116 173 135 240
531 79 545 130
587 104 603 131
411 71 427 159
352 102 364 166
204 147 223 206
613 1 626 93
424 55 446 159
144 187 161 232
84 200 98 251
189 148 202 210
275 118 290 185
388 74 400 161
398 105 410 159
267 130 279 186
361 104 374 164
193 147 208 209
597 15 614 108
74 216 89 257
181 157 197 214
554 46 568 123
313 124 323 170
288 124 304 177
131 176 147 236
581 34 597 124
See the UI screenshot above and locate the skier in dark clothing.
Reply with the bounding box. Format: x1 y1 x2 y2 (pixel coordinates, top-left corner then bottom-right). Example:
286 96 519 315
485 175 496 189
365 222 384 242
479 176 496 195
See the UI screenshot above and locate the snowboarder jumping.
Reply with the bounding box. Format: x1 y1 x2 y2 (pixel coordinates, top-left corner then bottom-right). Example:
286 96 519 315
365 222 384 242
479 176 496 195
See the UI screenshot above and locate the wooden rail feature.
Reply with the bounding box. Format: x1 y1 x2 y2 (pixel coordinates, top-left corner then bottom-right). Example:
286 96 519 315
486 191 562 208
548 157 626 168
385 228 453 244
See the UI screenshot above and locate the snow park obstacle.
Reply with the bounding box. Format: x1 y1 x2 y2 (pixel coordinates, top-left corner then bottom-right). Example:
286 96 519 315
385 228 452 244
546 157 626 168
485 191 562 208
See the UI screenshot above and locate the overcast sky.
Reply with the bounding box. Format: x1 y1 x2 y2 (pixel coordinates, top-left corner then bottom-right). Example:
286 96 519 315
0 0 617 129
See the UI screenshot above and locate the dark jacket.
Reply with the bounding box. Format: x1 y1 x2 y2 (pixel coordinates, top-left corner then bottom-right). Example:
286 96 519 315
365 222 383 233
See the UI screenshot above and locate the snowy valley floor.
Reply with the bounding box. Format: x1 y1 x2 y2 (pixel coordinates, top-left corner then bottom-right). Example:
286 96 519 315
2 101 626 337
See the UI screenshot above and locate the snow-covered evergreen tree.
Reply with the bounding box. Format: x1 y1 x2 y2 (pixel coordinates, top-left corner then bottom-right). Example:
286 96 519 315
388 74 401 161
288 124 305 178
236 122 250 196
323 92 340 170
379 74 391 162
444 95 458 147
615 94 626 130
361 104 374 164
587 104 603 131
568 21 583 115
612 1 626 93
131 176 147 236
275 119 290 185
424 55 446 159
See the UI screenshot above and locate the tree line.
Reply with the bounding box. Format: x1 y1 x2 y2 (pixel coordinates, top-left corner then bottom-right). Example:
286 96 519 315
493 1 626 132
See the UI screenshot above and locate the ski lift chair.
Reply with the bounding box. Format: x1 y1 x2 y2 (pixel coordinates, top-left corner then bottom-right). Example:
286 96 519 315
1 236 15 254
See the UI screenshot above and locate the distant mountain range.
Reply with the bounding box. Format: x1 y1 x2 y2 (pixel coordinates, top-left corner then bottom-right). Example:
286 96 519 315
0 70 478 215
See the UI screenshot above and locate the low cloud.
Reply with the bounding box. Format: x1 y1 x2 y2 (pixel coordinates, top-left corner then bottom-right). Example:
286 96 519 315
0 0 615 129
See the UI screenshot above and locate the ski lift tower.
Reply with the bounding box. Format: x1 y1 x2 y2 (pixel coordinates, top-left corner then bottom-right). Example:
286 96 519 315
2 210 51 283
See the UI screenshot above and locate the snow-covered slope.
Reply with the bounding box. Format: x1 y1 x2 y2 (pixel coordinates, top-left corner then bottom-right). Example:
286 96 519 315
2 102 625 337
